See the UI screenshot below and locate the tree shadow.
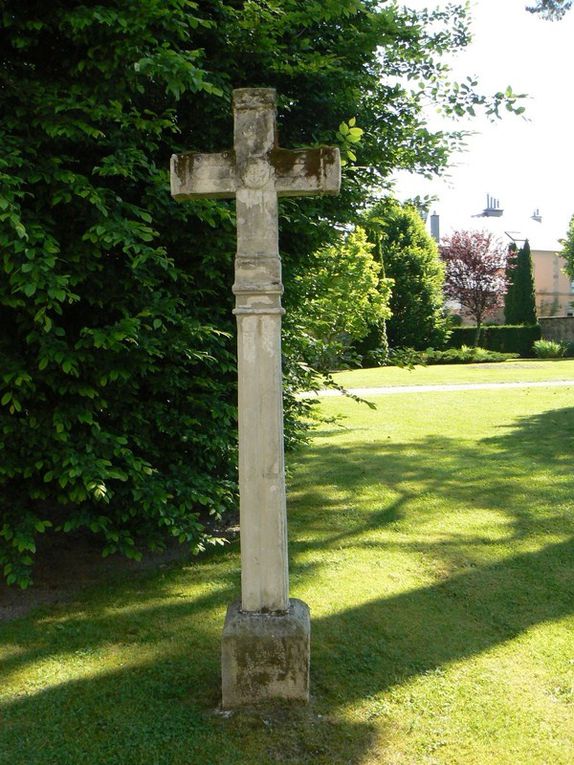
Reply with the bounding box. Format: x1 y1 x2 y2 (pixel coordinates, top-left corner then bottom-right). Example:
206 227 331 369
292 403 574 748
0 557 381 765
1 406 573 763
312 536 574 704
484 405 574 465
2 536 571 764
288 404 574 570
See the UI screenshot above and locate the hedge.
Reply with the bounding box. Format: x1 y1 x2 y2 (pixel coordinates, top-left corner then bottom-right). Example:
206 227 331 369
447 324 541 357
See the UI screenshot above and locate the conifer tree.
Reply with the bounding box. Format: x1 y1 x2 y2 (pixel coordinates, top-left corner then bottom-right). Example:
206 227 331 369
364 201 447 350
504 242 519 322
505 240 537 324
559 213 574 278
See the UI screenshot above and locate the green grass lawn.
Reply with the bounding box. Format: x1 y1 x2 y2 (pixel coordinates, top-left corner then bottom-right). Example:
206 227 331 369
331 357 574 388
1 363 573 764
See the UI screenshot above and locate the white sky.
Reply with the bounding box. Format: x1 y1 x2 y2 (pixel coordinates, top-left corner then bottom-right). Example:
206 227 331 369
393 0 574 246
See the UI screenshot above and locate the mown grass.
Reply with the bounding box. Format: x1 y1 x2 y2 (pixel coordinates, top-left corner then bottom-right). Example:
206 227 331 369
331 357 574 388
1 365 573 764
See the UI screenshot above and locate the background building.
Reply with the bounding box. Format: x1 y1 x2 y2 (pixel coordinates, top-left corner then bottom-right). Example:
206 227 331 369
430 195 574 319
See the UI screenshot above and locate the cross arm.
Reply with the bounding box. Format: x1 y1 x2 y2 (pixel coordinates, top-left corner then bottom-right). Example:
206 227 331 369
272 147 341 198
170 151 237 200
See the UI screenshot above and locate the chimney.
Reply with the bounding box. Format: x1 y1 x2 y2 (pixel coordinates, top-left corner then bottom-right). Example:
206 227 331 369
430 212 440 243
481 193 503 218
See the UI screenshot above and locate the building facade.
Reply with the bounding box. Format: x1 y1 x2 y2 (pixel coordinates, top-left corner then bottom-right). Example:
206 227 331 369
430 198 574 319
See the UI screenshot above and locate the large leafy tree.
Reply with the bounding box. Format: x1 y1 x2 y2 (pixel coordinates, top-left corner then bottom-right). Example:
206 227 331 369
0 0 523 586
0 1 241 587
441 231 510 345
287 228 391 372
504 239 537 324
363 201 447 350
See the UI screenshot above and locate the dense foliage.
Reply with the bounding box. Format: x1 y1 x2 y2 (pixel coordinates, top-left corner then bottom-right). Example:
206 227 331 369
504 239 537 324
364 200 447 350
0 0 524 585
441 231 510 345
0 1 242 586
286 228 391 372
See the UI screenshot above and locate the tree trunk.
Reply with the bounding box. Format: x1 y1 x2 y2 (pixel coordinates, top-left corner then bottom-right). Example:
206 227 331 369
473 320 482 347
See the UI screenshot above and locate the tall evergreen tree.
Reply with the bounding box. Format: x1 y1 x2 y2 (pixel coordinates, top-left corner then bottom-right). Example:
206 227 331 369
504 240 537 324
372 233 390 361
364 201 447 350
349 230 391 364
504 242 519 321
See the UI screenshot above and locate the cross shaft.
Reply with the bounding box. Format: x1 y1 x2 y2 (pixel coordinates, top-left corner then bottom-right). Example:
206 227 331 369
171 89 340 613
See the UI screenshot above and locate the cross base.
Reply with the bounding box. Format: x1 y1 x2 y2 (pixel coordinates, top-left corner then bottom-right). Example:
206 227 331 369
221 599 310 708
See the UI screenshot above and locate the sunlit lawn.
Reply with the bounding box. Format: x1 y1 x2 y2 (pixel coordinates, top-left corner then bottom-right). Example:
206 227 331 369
1 362 573 764
331 357 574 388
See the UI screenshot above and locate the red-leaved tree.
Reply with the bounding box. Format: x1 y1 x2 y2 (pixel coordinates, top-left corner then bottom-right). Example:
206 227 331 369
440 231 512 345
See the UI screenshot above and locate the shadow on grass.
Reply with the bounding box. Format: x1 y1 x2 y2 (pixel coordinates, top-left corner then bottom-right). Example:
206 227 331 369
484 404 574 463
1 536 572 765
0 407 573 763
313 535 574 704
0 556 382 765
289 405 574 564
298 404 574 689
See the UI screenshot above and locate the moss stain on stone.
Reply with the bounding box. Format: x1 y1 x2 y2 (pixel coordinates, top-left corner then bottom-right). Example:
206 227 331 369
174 152 194 186
269 148 298 176
221 600 310 706
270 147 324 179
303 148 323 179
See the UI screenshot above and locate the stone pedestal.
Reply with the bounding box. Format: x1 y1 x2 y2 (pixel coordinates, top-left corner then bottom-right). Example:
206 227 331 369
221 599 310 708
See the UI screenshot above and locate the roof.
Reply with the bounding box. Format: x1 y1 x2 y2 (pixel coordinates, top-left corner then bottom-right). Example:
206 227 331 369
437 208 563 253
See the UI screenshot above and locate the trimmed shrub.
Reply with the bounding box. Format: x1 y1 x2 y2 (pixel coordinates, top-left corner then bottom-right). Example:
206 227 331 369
422 346 518 364
533 339 566 358
447 324 541 357
365 345 516 368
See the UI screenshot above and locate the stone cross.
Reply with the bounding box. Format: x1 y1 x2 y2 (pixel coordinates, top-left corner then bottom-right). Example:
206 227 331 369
171 88 340 705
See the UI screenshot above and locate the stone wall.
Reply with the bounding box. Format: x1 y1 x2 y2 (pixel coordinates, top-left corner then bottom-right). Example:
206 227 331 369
539 316 574 343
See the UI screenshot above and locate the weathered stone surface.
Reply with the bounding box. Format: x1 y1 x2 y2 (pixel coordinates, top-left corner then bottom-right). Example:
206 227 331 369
170 88 340 706
221 599 311 708
274 147 340 197
170 151 237 200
